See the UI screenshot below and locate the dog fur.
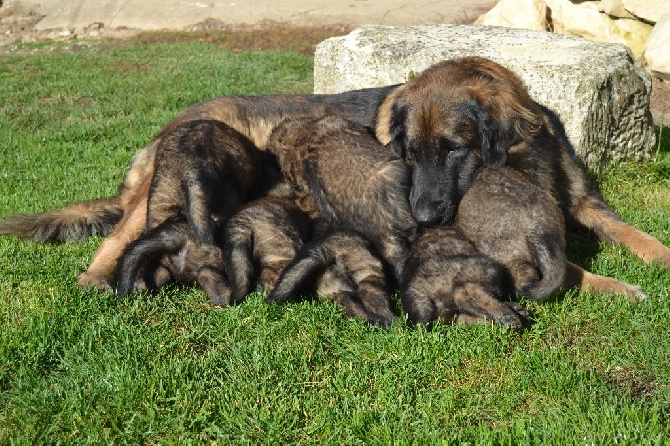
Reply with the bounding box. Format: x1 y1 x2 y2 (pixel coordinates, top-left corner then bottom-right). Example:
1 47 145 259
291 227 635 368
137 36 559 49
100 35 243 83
1 59 666 299
114 218 231 305
115 119 262 300
266 229 398 328
376 56 663 298
223 193 313 304
402 227 529 329
266 114 417 282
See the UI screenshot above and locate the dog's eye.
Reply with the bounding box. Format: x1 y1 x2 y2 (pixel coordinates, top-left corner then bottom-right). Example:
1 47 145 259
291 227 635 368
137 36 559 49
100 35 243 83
439 137 458 152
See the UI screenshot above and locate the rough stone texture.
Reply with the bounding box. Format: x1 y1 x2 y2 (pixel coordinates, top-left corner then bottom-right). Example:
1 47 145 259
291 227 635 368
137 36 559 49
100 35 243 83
474 0 548 31
545 0 653 58
645 13 670 80
314 25 656 170
622 0 670 24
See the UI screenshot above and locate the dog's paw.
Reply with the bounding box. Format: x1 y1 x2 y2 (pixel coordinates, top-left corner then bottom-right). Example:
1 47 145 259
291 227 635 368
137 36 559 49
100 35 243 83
77 271 113 292
621 283 648 302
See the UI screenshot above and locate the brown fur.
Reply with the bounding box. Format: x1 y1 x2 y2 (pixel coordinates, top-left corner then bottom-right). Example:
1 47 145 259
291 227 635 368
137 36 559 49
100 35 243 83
45 88 396 289
376 56 664 297
266 230 398 328
266 115 417 281
114 119 262 300
3 58 667 296
402 227 529 329
223 193 313 304
454 166 567 302
115 218 231 306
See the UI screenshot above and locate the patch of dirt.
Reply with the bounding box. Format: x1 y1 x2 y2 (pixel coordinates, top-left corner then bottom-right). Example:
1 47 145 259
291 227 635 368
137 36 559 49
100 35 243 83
0 1 667 126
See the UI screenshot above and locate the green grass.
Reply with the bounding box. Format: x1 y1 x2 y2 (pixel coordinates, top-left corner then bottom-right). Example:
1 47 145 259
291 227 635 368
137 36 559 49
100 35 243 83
1 37 670 444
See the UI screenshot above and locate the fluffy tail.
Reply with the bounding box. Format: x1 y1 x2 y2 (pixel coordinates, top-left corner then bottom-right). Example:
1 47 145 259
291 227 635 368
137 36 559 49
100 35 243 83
115 220 187 298
0 196 123 243
517 235 566 301
223 223 257 304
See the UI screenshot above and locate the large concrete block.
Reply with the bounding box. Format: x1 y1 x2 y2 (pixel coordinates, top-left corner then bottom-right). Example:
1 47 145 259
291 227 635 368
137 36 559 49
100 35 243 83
314 24 656 171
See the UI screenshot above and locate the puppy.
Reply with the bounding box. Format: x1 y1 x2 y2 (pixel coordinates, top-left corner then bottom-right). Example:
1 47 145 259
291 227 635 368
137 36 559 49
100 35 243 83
115 119 261 302
223 192 313 304
402 166 565 328
115 218 231 306
266 114 417 282
402 227 529 329
266 229 398 328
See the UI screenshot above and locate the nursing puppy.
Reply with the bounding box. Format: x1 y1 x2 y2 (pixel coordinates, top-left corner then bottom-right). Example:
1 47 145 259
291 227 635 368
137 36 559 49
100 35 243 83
402 166 565 328
222 191 396 327
402 227 529 329
114 218 231 306
115 119 261 302
377 56 660 298
266 229 398 328
266 114 417 282
223 193 313 304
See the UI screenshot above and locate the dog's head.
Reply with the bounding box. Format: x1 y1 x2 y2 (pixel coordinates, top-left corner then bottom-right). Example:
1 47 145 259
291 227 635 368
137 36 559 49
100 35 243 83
377 57 543 227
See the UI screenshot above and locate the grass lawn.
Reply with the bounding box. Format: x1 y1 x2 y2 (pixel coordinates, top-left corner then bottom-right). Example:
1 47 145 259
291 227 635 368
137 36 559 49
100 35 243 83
1 33 669 444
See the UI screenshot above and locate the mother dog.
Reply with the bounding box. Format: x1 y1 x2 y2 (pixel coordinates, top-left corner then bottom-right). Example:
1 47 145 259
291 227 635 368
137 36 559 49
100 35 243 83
1 58 668 295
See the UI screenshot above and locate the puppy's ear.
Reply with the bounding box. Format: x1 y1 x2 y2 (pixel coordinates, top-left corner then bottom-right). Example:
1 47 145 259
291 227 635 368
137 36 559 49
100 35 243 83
463 99 511 168
389 103 408 159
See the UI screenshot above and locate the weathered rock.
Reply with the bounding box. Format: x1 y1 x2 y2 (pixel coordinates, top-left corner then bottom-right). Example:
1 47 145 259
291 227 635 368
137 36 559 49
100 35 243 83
645 13 670 80
622 0 670 24
475 0 548 31
545 0 653 58
599 0 635 19
314 25 656 170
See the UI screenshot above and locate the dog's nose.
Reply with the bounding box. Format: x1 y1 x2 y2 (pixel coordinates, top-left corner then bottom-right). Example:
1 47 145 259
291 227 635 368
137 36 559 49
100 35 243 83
412 204 442 227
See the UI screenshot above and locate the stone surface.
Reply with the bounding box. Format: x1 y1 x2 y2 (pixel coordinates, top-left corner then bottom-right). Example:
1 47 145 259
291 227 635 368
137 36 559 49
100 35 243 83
599 0 635 19
545 0 652 58
622 0 670 24
645 13 670 80
314 24 656 170
475 0 548 31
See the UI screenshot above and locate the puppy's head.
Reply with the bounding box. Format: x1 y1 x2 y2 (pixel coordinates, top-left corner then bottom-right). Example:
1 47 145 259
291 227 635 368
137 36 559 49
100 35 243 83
376 57 543 227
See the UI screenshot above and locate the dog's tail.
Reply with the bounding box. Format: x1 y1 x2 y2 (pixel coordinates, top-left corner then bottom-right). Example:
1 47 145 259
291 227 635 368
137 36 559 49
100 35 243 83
264 237 335 305
115 220 187 298
517 234 566 301
223 220 257 304
0 195 123 243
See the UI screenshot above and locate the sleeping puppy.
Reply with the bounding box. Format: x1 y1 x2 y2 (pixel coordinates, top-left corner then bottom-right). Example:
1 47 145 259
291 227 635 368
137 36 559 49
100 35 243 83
266 229 398 328
115 119 262 303
223 192 313 304
402 165 565 328
266 114 417 282
402 226 529 329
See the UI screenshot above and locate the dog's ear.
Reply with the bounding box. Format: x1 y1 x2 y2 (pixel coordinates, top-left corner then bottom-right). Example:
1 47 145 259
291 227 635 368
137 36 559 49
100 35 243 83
389 103 408 158
463 99 511 168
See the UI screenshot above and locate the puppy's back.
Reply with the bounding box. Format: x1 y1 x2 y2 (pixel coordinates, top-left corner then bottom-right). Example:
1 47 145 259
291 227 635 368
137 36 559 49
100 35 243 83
455 167 566 301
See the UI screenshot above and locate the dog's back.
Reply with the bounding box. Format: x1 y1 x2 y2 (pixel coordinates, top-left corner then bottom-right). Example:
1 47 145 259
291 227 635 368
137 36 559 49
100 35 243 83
455 167 566 301
148 119 262 243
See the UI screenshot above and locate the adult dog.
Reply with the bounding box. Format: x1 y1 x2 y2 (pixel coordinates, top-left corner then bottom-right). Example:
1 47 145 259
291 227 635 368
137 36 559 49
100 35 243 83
376 56 669 296
1 58 666 296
